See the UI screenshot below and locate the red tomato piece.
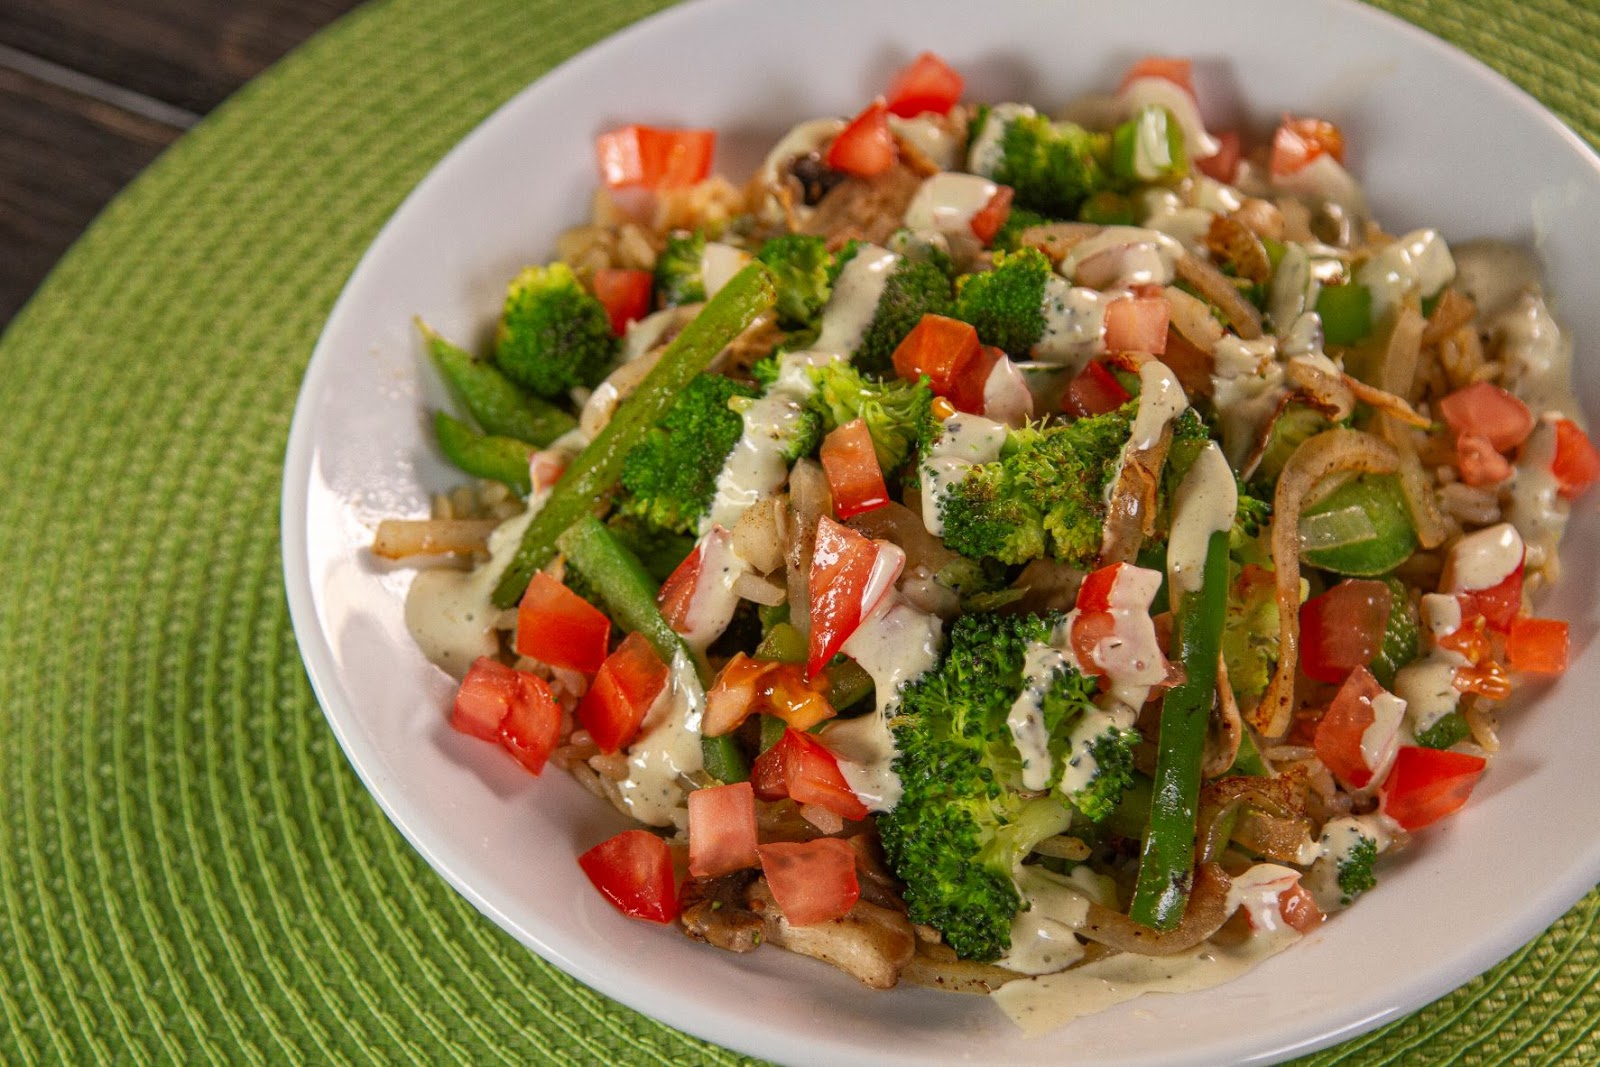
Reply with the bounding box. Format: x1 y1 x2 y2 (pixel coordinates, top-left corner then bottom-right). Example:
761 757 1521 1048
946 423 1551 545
1105 295 1170 355
578 631 669 754
1439 382 1534 453
1380 747 1487 831
591 268 653 336
1062 360 1132 418
657 540 704 632
884 51 964 118
1195 130 1241 184
1278 883 1325 935
750 728 869 821
1506 617 1569 675
757 839 861 926
1118 56 1197 98
451 657 524 742
969 185 1014 245
1270 116 1345 179
891 313 991 413
1551 418 1600 500
1456 566 1523 633
595 125 715 189
498 670 562 775
1076 562 1127 613
807 517 882 677
1069 610 1117 679
1300 579 1393 684
821 419 890 519
825 99 896 178
515 572 610 674
687 781 759 878
578 829 678 923
704 653 836 738
1456 433 1515 487
1314 665 1386 789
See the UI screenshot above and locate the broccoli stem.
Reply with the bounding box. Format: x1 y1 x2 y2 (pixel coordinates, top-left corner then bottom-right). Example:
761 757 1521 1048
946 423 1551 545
1130 530 1229 931
433 412 533 494
556 514 748 783
420 320 577 446
490 262 777 607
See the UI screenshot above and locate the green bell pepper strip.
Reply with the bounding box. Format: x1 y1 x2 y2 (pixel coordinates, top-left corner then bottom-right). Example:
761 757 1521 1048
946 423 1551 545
1130 529 1230 930
490 261 777 608
556 514 748 783
1110 105 1187 183
420 319 576 446
1314 283 1373 347
434 412 533 494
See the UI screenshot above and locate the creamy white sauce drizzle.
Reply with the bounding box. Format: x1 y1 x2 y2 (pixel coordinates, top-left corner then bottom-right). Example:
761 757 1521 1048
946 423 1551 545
904 172 998 239
1497 291 1580 422
1508 418 1568 578
1061 565 1167 710
1167 442 1238 599
1395 658 1463 735
919 412 1009 536
405 506 537 676
1033 276 1116 370
618 649 706 827
1058 707 1126 796
699 242 750 299
1210 336 1287 467
1304 815 1393 911
1061 226 1185 289
1356 229 1455 323
1128 105 1179 180
1269 243 1319 338
815 245 898 357
1360 692 1406 783
999 865 1091 976
1130 360 1189 450
677 525 743 654
967 103 1035 178
704 351 826 533
1224 863 1303 934
1008 641 1071 791
1115 77 1219 158
1445 522 1524 592
982 354 1035 426
887 113 962 170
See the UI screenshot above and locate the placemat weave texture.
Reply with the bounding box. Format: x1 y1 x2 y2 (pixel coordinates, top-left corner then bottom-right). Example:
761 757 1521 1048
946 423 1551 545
1 0 1596 1062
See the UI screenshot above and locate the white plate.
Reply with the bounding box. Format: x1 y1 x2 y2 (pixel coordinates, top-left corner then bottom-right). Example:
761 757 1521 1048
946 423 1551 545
282 1 1600 1063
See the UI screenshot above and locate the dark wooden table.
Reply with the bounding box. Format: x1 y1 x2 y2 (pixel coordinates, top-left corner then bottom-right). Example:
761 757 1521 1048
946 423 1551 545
0 0 368 328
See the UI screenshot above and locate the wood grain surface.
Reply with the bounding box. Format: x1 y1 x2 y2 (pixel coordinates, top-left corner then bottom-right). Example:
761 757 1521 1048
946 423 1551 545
0 0 366 325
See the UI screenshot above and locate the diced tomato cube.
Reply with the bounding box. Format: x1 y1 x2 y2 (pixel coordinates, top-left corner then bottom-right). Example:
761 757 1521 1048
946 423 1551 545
578 631 669 754
1069 610 1117 679
1195 130 1241 184
884 51 964 118
1506 616 1569 675
1076 563 1125 613
1278 883 1325 935
451 657 524 742
1380 747 1487 831
807 517 883 678
592 268 654 336
498 671 562 775
969 185 1014 245
891 313 986 412
1300 579 1392 684
515 572 610 673
1456 433 1515 487
758 839 860 926
1551 418 1600 499
1118 56 1197 99
1456 567 1523 633
595 125 715 189
657 540 704 632
1270 116 1344 179
1439 382 1534 453
825 99 896 178
1062 360 1132 418
578 830 678 923
687 781 759 878
1314 665 1387 789
821 419 890 519
749 728 868 822
1104 295 1170 355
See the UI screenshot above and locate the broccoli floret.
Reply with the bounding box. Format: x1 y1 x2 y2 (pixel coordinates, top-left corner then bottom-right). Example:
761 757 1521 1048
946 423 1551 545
655 230 707 307
493 263 618 399
617 373 758 534
1335 835 1378 905
601 513 695 584
806 361 932 472
1414 711 1470 750
992 205 1060 253
969 104 1112 219
1057 712 1140 823
1221 559 1280 705
951 248 1053 357
1233 490 1273 540
851 257 954 377
938 405 1134 568
883 612 1113 961
887 228 956 277
756 233 833 330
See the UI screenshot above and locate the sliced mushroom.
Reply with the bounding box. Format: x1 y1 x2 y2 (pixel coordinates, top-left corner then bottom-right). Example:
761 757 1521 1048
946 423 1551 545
1098 422 1174 565
745 880 916 990
1016 221 1101 262
680 870 766 953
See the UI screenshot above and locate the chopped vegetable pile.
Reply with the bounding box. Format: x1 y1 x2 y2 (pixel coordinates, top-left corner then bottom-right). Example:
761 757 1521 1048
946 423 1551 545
375 49 1597 1029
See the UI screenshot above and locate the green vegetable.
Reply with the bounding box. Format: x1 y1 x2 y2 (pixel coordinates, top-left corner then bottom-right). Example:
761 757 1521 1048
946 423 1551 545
937 403 1138 568
1415 711 1470 750
1225 729 1270 777
850 256 954 377
420 320 577 446
755 233 834 330
991 205 1061 252
825 660 874 711
968 105 1112 218
1250 402 1330 491
600 514 694 585
1368 577 1420 688
754 621 807 664
1316 283 1373 346
1131 530 1229 930
1221 560 1280 706
879 612 1118 961
1110 105 1187 184
758 714 788 754
1077 191 1137 226
951 247 1053 356
1300 474 1418 576
1335 835 1378 905
1103 771 1154 841
433 412 533 494
617 373 758 534
491 262 777 607
655 231 707 307
806 361 932 472
700 735 750 785
494 262 618 399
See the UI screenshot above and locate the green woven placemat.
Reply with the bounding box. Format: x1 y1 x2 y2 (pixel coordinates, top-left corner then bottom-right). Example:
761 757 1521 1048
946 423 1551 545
1 0 1596 1062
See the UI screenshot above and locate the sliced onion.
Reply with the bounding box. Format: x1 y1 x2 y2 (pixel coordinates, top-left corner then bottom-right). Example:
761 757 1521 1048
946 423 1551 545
1297 504 1378 552
1175 253 1264 339
1078 864 1232 956
785 459 830 639
372 518 498 559
733 571 786 606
